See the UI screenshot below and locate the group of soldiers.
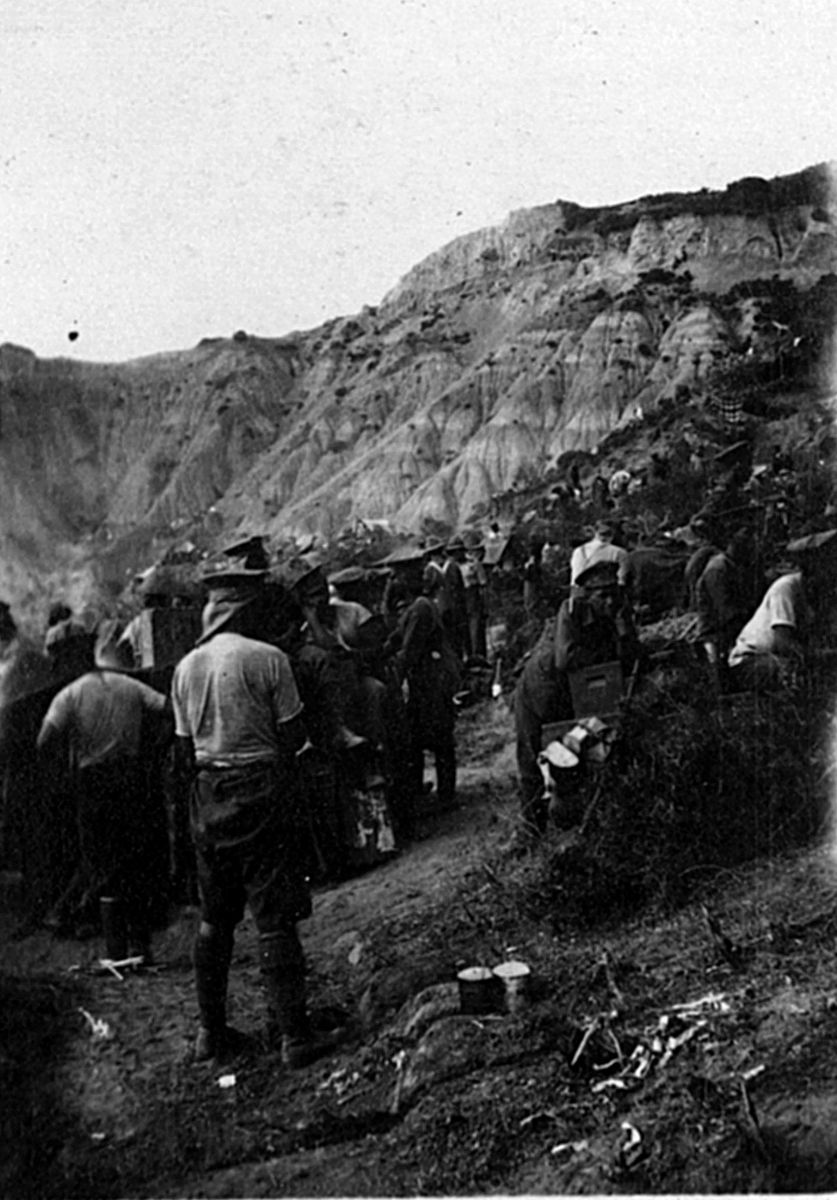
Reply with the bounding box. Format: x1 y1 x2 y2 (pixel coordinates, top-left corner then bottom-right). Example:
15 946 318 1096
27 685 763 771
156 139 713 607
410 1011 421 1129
3 444 836 1066
511 493 837 846
0 530 495 1066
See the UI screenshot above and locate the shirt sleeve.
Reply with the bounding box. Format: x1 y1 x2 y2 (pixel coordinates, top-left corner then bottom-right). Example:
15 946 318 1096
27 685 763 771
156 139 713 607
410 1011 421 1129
766 579 798 629
137 679 168 713
40 688 71 735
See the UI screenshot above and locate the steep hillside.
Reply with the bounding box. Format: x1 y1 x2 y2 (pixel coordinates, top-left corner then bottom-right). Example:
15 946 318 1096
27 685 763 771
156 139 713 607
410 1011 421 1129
1 164 835 618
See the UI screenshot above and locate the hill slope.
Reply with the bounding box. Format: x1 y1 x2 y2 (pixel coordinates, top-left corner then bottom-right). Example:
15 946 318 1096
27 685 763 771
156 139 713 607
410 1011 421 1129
1 164 835 617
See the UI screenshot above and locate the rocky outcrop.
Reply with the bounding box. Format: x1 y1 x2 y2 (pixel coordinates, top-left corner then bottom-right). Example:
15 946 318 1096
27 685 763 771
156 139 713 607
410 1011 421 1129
0 165 835 617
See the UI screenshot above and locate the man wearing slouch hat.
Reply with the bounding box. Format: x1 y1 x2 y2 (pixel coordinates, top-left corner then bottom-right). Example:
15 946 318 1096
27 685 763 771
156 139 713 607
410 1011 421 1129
171 548 343 1066
513 560 639 842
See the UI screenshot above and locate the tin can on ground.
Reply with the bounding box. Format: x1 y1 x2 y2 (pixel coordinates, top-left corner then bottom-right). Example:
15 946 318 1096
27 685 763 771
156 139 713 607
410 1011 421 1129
457 966 497 1015
100 896 127 961
492 960 531 1015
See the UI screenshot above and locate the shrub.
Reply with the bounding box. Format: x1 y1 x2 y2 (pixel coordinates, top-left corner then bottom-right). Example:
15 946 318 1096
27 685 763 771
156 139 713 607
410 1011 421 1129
514 661 834 927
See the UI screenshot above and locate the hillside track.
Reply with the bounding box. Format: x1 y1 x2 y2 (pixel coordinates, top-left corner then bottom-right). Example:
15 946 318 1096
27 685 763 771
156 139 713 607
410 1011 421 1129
3 700 837 1195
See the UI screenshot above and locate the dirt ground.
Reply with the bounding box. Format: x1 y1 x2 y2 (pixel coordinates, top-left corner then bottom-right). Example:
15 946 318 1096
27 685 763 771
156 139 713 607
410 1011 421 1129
4 697 837 1197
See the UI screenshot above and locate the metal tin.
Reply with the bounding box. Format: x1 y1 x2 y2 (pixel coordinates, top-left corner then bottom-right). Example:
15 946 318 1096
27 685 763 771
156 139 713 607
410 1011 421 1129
457 966 497 1015
492 960 532 1015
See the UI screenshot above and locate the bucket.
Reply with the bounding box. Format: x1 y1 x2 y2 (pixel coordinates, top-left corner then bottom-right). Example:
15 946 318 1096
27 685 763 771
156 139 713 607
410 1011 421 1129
457 966 497 1015
492 960 531 1015
100 896 127 961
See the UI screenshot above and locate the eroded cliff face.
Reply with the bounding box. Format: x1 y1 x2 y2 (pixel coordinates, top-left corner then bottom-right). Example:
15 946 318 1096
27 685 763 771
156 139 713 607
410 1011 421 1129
1 165 835 615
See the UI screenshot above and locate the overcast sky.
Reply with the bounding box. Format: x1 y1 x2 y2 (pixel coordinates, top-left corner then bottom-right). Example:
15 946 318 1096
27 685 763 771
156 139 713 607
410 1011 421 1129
2 0 836 363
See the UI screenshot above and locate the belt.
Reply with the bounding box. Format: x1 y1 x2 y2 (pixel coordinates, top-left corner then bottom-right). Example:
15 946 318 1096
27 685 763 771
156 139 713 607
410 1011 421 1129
196 757 277 772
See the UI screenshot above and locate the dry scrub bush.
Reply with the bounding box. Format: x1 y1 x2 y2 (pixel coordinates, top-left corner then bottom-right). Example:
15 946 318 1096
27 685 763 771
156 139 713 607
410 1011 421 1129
516 662 835 928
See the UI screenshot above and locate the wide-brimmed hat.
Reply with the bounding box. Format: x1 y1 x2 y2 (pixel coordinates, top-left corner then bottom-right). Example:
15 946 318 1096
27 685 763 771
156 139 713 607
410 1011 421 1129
197 584 265 645
200 552 269 586
787 529 837 558
276 553 327 599
576 561 620 591
220 535 271 570
328 565 366 587
372 542 427 567
94 619 136 670
45 617 90 652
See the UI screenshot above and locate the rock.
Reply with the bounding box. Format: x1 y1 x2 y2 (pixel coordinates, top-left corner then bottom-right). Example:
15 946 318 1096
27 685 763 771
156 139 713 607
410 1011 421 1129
395 1015 492 1110
392 982 461 1041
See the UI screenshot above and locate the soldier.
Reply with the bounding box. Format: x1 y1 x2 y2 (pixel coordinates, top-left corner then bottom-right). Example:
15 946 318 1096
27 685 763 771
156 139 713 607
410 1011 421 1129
728 530 837 689
44 606 94 684
392 558 459 825
277 557 365 880
694 528 762 682
172 556 343 1065
569 520 630 592
682 517 721 611
514 562 638 841
424 539 467 660
461 537 488 662
0 602 58 930
37 619 172 954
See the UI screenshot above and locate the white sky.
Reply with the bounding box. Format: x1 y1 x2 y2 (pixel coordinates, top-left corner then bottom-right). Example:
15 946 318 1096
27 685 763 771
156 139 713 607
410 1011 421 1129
2 0 836 363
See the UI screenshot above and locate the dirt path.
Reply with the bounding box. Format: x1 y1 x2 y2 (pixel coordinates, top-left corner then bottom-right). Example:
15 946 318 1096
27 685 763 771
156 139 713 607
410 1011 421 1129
1 699 521 1198
6 696 837 1197
306 724 517 960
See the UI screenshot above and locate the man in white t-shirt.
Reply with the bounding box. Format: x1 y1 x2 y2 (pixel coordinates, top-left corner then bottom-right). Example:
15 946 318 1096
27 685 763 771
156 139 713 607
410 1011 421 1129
172 558 342 1067
728 530 837 685
569 520 629 590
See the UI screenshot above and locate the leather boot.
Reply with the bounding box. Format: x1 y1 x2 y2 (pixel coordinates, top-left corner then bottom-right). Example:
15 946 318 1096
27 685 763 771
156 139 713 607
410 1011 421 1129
260 926 345 1069
193 924 235 1060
